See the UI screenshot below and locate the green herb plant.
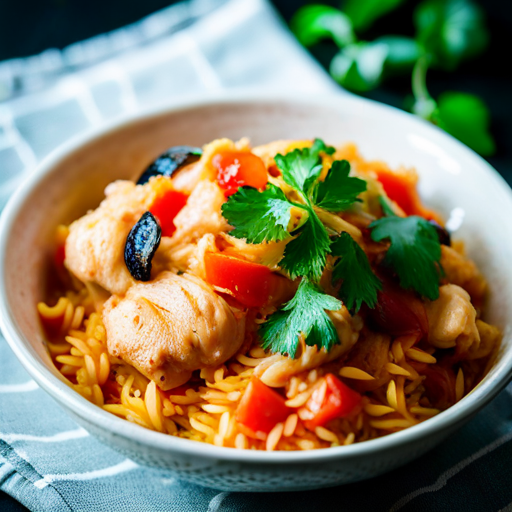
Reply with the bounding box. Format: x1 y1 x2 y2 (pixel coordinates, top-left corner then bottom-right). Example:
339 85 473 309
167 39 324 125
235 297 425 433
291 0 495 156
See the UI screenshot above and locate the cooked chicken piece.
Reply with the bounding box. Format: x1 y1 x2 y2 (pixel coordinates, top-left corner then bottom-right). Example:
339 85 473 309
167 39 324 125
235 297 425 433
102 272 245 390
471 320 501 360
171 180 229 245
218 233 287 271
441 243 487 304
256 307 361 387
65 178 173 295
425 284 480 351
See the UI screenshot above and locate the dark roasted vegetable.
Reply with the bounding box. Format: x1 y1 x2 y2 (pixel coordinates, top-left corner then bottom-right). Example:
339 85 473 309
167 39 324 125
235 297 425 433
137 146 202 185
124 212 162 281
429 220 451 246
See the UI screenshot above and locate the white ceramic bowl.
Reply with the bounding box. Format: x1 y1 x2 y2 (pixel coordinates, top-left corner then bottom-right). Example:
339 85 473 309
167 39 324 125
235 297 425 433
1 93 512 492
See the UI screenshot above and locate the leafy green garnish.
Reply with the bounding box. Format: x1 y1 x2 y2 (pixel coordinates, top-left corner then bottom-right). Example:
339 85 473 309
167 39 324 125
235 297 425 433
274 138 334 197
315 160 367 211
280 208 330 281
223 139 365 282
370 215 442 300
260 278 342 357
221 184 293 244
331 233 382 312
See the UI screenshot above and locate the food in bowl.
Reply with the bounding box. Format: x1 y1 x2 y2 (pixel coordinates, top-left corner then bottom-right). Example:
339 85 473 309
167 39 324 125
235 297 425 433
37 137 501 451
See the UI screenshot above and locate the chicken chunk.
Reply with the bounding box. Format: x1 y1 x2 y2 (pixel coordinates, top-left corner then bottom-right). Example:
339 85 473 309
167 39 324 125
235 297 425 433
102 272 245 390
255 307 361 387
171 180 229 245
441 243 487 304
65 178 173 295
425 284 480 351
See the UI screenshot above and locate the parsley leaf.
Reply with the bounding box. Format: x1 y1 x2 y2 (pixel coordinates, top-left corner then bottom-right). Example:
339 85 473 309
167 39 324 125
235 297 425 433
275 139 334 196
370 215 442 300
315 160 367 211
331 232 382 311
280 208 330 281
260 278 342 357
221 184 293 244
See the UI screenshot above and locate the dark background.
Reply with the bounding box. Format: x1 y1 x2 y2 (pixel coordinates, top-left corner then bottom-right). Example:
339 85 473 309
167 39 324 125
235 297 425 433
0 0 510 510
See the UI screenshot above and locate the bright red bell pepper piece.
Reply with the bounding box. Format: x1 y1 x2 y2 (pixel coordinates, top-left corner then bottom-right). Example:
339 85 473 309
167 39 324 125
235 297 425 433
204 252 281 308
374 167 441 222
212 151 268 196
236 378 291 435
150 189 189 237
304 374 361 430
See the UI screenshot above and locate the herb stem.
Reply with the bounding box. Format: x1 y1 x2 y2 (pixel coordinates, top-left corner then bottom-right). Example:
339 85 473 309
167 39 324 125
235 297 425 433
412 56 431 102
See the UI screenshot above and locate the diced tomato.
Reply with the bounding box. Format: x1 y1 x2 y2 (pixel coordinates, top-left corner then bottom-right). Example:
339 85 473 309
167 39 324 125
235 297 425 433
102 378 122 400
367 279 428 339
212 151 268 196
374 167 441 222
236 378 291 435
411 362 456 410
304 374 361 430
150 189 189 237
204 252 281 308
54 244 66 268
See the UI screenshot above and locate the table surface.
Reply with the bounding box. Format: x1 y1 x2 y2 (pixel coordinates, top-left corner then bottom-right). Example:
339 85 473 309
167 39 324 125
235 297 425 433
1 0 510 510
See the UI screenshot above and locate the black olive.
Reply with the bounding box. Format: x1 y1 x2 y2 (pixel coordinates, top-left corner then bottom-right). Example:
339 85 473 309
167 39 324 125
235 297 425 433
136 146 202 185
429 220 451 246
124 212 161 281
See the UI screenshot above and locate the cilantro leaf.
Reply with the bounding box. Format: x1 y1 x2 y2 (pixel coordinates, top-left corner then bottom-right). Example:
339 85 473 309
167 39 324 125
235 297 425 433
274 138 334 196
280 208 330 281
315 160 367 211
221 184 293 244
370 215 442 300
260 278 342 357
331 233 382 311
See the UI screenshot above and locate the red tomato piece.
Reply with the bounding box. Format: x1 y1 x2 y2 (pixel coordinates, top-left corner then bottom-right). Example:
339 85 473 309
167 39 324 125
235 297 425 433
374 167 441 222
54 244 66 268
204 252 281 308
304 374 361 430
150 189 188 237
236 378 291 435
212 151 268 196
411 362 456 410
367 279 428 339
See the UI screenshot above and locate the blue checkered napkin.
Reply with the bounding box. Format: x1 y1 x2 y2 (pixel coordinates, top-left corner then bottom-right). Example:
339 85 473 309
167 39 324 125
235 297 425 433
1 0 512 510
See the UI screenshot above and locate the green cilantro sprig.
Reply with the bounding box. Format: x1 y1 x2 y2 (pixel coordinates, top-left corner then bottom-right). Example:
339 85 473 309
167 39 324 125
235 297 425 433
259 278 342 358
222 139 368 282
221 139 376 357
221 184 292 244
370 199 442 300
331 232 382 312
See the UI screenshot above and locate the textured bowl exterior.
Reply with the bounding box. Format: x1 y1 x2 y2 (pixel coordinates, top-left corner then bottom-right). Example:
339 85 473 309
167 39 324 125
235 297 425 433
1 93 512 492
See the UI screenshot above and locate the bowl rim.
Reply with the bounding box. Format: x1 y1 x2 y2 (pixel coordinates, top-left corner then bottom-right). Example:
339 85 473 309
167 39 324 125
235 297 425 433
1 90 512 464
